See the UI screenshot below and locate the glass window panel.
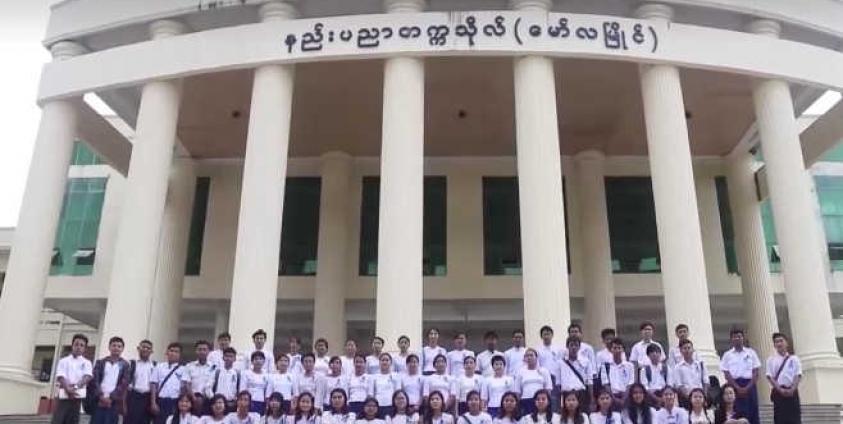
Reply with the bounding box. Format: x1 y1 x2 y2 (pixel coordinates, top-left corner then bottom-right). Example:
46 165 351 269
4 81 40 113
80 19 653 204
483 177 522 276
821 143 843 162
605 177 661 273
70 141 103 166
279 177 322 276
359 177 380 276
760 200 781 272
185 177 211 276
816 176 843 271
714 177 739 274
50 178 107 276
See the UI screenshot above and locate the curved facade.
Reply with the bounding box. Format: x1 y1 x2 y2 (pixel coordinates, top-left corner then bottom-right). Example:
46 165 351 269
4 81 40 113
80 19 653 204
1 0 843 414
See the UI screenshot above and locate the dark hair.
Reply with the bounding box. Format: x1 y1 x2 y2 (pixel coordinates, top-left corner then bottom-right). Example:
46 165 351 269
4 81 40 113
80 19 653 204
645 344 662 355
610 338 624 349
529 389 553 423
423 391 446 424
250 351 266 361
372 336 385 344
464 390 482 412
398 335 410 343
289 335 301 344
171 393 195 424
379 352 393 363
433 354 447 369
208 394 228 417
772 332 789 342
596 388 614 413
346 339 358 347
267 392 286 418
237 390 252 403
107 336 124 346
362 396 380 419
217 332 231 340
565 336 580 347
195 339 211 349
539 325 553 336
484 331 498 340
715 384 742 424
600 328 616 339
427 328 440 337
302 352 316 361
454 332 467 339
675 324 689 332
329 356 342 366
315 338 329 349
71 334 89 345
390 390 410 417
567 322 583 332
678 339 693 348
167 342 182 352
512 329 525 337
560 391 585 424
687 388 709 412
354 353 368 364
223 347 237 356
639 321 655 331
729 328 745 337
329 388 349 415
139 339 153 347
463 355 476 365
497 391 521 420
491 354 506 366
625 383 652 424
253 329 268 339
295 391 317 421
406 353 419 364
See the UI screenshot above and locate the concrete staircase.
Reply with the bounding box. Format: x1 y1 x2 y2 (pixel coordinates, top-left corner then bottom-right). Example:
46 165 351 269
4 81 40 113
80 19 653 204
760 404 843 424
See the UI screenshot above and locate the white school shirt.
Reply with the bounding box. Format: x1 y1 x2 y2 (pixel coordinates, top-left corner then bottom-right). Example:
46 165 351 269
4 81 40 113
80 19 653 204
130 359 155 393
243 369 270 402
578 342 597 369
599 361 635 395
264 417 287 424
638 363 669 392
424 414 455 424
535 345 563 384
348 373 372 402
243 346 276 374
341 356 357 377
493 418 518 424
518 413 560 424
672 359 708 394
386 412 420 424
629 341 665 367
366 355 382 375
226 412 262 424
622 408 658 424
504 348 526 376
207 366 241 400
562 414 590 424
56 354 94 389
514 367 552 399
654 407 689 424
400 372 425 406
323 412 357 424
355 419 386 424
590 412 623 424
558 356 591 391
423 346 449 374
455 374 484 402
268 371 296 400
296 372 325 401
151 362 186 399
199 415 226 424
720 347 761 380
461 412 494 424
667 346 699 368
393 353 411 374
183 360 217 394
99 360 123 397
289 415 322 424
208 349 244 371
476 350 504 377
765 353 802 388
595 349 627 372
424 373 456 399
289 354 304 375
688 410 714 424
166 414 199 424
371 372 402 406
447 349 476 377
481 375 514 409
322 374 349 406
315 355 331 377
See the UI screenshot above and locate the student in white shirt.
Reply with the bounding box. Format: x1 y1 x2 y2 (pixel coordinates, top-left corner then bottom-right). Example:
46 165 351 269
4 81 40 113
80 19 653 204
90 336 130 424
455 356 484 415
269 354 296 412
504 331 527 376
639 344 669 408
423 329 448 376
342 340 360 378
265 392 288 424
323 389 356 424
152 343 187 424
653 387 688 424
52 333 94 424
686 389 714 424
227 391 262 424
535 326 563 413
559 391 588 424
244 329 275 374
184 340 216 414
289 337 304 376
559 337 592 412
514 348 552 416
720 329 761 424
323 357 350 410
671 340 708 409
291 392 322 424
356 397 386 424
424 354 457 412
242 351 271 413
348 354 372 416
209 332 241 371
595 329 627 373
566 324 596 370
481 355 514 417
368 337 387 375
371 353 401 417
666 325 698 368
629 322 665 370
201 394 228 423
476 332 504 378
459 391 493 424
448 332 476 377
315 339 332 377
623 384 655 424
493 393 520 424
207 347 241 412
393 336 413 375
388 390 420 424
166 393 199 424
296 353 326 409
401 354 425 413
765 333 802 424
518 390 559 424
590 390 622 424
423 391 456 424
599 338 634 409
126 339 156 424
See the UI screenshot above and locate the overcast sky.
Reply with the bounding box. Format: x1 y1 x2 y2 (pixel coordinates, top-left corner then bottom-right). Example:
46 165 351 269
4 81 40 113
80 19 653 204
0 1 54 227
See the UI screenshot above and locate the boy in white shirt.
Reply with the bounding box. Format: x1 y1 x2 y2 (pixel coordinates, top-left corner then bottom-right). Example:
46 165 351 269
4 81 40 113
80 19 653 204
341 339 359 377
183 339 216 414
599 338 634 409
52 334 93 424
667 324 698 367
125 339 156 424
720 328 761 424
629 321 665 370
766 333 802 424
672 339 708 409
448 332 476 377
504 330 527 376
567 323 596 368
242 329 275 373
206 347 242 412
90 336 130 424
558 336 592 412
208 332 240 371
314 338 332 376
476 331 503 378
639 344 669 407
150 342 186 424
535 326 563 412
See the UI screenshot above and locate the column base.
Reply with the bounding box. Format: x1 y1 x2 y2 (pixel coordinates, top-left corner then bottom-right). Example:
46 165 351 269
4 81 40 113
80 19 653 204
0 367 49 414
799 354 843 404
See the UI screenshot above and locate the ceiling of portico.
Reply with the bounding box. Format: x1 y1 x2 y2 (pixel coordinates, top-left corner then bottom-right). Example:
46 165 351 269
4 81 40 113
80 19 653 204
176 57 756 159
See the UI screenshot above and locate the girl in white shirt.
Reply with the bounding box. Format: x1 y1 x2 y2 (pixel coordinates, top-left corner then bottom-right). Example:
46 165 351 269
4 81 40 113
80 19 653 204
265 393 288 424
349 354 372 416
559 391 588 424
423 329 448 376
323 388 357 424
296 354 325 409
492 393 520 424
356 397 387 424
423 391 456 424
590 391 623 424
270 356 296 413
424 355 456 412
315 339 332 377
227 391 262 424
687 389 713 424
653 387 688 424
518 390 559 424
388 390 421 424
623 384 655 424
458 391 493 424
201 394 228 424
324 357 350 410
289 392 322 424
514 349 552 415
368 337 387 375
372 353 402 418
482 356 514 417
456 357 484 415
166 394 199 424
393 336 413 375
401 354 425 413
244 352 270 413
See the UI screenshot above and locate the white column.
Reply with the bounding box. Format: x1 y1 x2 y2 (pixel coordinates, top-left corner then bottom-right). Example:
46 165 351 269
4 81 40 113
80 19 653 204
725 151 779 404
510 0 571 347
214 307 230 340
0 41 84 415
100 20 187 352
749 18 843 404
146 158 196 355
313 152 353 350
376 0 426 350
695 176 729 282
637 3 717 367
228 0 297 350
574 151 616 341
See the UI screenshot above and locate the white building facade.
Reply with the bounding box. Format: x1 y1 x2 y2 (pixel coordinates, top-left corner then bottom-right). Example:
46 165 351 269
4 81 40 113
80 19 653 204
1 0 843 415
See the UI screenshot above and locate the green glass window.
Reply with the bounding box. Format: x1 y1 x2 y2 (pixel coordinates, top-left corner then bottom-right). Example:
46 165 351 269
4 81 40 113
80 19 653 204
70 141 103 166
358 176 448 276
714 177 739 274
185 177 211 276
760 200 782 272
50 178 107 276
483 177 522 275
821 143 843 162
816 176 843 270
606 177 661 273
279 178 322 276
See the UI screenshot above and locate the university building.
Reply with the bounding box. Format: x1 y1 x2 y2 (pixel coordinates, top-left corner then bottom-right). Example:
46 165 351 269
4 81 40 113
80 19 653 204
0 0 843 415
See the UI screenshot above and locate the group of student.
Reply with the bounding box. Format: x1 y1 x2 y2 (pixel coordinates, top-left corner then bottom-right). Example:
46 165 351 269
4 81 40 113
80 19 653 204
50 322 803 424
